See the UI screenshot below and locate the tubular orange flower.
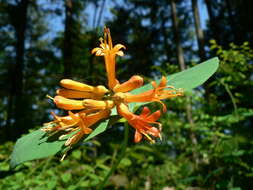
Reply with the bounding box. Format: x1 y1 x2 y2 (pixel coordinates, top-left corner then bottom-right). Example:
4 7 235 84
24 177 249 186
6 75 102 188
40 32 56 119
56 89 97 99
60 79 95 91
60 79 108 96
65 110 111 146
43 109 111 147
61 112 91 147
123 77 183 112
113 75 144 93
92 27 125 90
53 96 85 110
117 103 161 143
43 111 79 132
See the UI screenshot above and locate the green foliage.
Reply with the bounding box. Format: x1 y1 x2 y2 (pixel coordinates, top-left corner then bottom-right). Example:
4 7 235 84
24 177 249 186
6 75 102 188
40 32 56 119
1 142 112 190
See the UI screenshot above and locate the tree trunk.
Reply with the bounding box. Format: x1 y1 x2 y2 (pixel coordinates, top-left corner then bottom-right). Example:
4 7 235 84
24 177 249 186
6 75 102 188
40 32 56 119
6 0 29 140
205 0 221 44
191 0 206 61
170 0 185 70
63 0 74 78
170 0 199 166
225 0 240 43
161 10 171 64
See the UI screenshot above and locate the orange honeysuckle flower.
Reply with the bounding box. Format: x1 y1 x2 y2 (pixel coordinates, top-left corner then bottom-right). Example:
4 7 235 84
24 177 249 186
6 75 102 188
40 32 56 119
53 96 85 110
60 79 108 96
56 88 103 99
44 27 183 146
117 103 161 143
64 109 111 146
92 27 125 90
113 75 144 93
43 111 79 132
114 76 183 112
43 109 111 146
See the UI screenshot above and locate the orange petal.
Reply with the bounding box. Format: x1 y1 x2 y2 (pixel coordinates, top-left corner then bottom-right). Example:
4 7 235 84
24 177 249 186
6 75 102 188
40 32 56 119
82 109 111 127
114 44 126 51
92 47 104 56
116 103 133 120
146 110 161 121
134 130 142 143
65 131 84 146
158 76 167 88
116 51 124 56
140 106 151 118
117 104 162 143
83 128 92 134
124 90 154 103
68 111 81 122
147 127 161 137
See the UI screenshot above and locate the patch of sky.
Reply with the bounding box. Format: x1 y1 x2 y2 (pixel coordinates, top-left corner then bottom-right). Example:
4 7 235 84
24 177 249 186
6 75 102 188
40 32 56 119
198 0 208 29
38 0 64 40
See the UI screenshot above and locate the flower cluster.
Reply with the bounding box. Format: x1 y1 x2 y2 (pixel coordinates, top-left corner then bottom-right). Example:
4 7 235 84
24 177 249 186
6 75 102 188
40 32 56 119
43 27 183 146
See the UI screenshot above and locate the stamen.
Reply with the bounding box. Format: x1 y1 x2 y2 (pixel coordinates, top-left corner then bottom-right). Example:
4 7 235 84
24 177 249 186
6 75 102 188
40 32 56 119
143 133 155 144
46 94 54 100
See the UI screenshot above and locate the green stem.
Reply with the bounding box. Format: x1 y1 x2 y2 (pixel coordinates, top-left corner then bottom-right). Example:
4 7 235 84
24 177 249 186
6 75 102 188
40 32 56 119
97 122 129 190
219 79 238 116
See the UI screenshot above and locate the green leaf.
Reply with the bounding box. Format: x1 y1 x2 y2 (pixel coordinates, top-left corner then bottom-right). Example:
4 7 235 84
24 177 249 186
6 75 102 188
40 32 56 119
83 120 108 142
61 173 72 183
10 130 65 169
133 57 219 94
10 120 109 168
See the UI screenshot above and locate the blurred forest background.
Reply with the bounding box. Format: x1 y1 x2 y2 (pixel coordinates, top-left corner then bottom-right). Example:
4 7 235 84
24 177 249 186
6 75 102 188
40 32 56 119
0 0 253 189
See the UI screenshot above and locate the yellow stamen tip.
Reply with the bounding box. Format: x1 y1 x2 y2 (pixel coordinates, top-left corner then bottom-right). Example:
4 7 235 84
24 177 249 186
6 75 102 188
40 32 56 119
46 95 54 100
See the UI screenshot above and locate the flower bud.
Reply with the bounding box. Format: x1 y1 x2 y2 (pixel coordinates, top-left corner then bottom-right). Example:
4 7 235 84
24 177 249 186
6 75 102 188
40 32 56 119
113 75 144 93
54 96 85 110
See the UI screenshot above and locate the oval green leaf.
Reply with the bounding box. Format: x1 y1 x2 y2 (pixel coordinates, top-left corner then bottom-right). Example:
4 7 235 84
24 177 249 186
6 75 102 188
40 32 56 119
10 120 109 168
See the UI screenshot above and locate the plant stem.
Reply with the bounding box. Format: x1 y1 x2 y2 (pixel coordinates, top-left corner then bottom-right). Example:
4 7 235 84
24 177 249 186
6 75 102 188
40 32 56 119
219 79 238 115
97 123 129 190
